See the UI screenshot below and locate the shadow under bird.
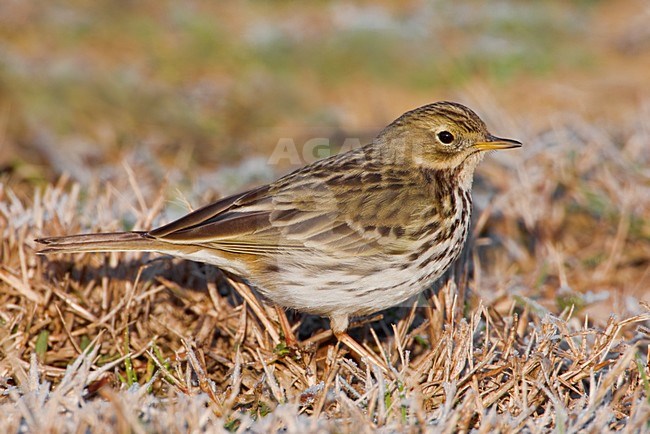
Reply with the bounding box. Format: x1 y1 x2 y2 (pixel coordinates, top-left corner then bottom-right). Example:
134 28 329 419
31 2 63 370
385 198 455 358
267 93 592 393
36 101 521 366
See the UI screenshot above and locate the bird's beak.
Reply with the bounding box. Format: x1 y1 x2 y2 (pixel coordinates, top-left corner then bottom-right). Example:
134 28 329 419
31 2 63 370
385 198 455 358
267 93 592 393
473 135 522 151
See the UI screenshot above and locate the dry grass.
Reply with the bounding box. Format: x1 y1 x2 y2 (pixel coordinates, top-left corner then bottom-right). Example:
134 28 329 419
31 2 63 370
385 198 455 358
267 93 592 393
1 108 649 432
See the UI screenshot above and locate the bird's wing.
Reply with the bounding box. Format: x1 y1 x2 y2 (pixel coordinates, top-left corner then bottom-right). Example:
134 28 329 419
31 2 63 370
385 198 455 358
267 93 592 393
150 155 432 257
149 184 273 238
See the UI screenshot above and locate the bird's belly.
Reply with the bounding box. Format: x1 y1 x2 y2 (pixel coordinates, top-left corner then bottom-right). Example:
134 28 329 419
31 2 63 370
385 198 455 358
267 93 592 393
253 217 470 318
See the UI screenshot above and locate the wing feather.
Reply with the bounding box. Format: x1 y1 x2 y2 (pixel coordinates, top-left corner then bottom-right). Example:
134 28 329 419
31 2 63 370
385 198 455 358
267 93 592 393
148 154 432 258
149 185 270 237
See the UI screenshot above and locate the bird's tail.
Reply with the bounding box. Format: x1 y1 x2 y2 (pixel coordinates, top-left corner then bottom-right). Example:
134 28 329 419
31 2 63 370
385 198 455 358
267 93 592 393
35 231 166 254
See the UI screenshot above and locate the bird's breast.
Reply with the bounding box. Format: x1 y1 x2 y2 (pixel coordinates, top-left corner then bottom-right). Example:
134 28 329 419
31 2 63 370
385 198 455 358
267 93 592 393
247 187 473 318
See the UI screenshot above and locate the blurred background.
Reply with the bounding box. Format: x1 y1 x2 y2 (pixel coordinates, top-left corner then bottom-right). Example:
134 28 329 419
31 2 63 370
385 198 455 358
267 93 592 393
1 0 648 184
1 0 648 321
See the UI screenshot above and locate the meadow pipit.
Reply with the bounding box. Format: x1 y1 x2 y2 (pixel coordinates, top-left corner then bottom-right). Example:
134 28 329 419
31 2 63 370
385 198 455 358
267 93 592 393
37 101 521 364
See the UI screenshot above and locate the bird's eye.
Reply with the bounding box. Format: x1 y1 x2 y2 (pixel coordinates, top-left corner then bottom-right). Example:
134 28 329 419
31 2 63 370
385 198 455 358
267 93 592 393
437 131 454 144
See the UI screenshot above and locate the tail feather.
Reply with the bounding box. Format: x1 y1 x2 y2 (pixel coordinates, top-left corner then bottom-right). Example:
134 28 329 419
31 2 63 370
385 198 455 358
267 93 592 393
35 231 165 254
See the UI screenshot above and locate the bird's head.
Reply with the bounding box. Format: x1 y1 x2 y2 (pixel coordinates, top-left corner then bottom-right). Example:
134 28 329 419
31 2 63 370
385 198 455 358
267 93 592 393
375 101 521 180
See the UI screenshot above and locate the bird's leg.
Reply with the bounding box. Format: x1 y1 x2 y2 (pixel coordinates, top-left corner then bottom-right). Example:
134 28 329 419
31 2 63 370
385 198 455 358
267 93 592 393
275 305 298 347
330 314 388 373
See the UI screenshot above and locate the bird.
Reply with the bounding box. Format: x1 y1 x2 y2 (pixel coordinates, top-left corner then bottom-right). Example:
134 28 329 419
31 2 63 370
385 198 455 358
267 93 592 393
36 101 521 367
